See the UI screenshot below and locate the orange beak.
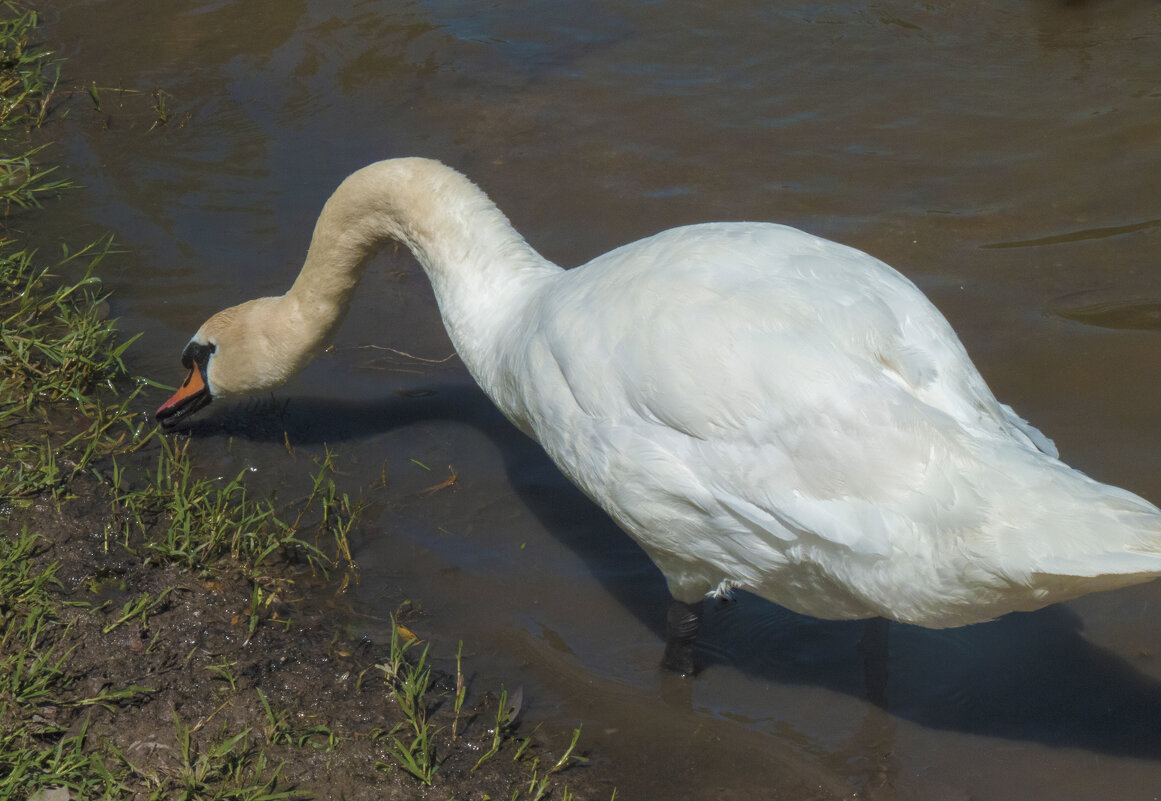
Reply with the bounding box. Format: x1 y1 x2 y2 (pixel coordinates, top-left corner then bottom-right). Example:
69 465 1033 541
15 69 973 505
156 361 213 425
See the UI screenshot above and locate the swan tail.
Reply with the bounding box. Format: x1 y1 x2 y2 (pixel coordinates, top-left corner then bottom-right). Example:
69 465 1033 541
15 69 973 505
979 446 1161 597
1032 550 1161 582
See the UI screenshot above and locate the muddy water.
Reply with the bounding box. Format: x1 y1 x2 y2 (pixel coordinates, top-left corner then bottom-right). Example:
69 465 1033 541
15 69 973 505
48 0 1161 798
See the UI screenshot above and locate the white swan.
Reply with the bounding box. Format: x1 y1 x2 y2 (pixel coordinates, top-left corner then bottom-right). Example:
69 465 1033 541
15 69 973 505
157 157 1161 674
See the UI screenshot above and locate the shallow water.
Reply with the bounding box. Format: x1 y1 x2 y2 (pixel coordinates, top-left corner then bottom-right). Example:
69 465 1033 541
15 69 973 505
47 0 1161 798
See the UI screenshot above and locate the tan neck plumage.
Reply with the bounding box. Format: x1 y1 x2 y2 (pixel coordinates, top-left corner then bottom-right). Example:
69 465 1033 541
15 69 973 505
281 158 561 391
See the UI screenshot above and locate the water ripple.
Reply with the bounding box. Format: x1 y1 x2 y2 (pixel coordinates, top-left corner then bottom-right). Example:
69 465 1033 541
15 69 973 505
1051 292 1161 331
981 217 1161 249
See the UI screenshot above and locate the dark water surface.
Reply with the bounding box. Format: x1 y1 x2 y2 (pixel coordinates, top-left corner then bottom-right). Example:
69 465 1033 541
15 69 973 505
48 1 1161 798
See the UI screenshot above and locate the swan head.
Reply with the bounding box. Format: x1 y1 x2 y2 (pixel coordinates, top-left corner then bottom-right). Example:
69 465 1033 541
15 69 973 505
156 296 312 426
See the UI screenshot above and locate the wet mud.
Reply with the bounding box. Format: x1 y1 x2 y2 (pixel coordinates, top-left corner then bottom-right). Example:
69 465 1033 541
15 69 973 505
3 470 616 799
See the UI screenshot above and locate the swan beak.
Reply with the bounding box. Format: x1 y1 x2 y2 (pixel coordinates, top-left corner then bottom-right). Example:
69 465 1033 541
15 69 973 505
156 363 213 426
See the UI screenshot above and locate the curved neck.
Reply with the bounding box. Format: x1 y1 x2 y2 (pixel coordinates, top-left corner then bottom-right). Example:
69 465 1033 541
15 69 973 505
284 158 560 385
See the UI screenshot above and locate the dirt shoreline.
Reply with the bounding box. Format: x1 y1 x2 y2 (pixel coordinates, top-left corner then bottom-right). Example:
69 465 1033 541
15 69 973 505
4 464 613 799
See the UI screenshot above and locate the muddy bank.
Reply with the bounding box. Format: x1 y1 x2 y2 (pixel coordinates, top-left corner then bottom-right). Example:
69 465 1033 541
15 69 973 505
3 467 614 800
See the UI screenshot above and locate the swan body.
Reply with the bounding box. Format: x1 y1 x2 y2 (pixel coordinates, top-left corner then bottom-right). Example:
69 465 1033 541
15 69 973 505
159 158 1161 668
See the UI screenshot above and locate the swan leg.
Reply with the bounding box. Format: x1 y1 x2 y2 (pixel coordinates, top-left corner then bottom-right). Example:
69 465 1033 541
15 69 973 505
661 597 705 676
859 617 890 708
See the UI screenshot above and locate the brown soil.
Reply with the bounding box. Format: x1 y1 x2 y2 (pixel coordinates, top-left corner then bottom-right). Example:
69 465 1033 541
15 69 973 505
4 470 614 800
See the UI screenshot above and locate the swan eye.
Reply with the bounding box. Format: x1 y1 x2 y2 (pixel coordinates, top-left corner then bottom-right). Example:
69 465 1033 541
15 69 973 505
181 340 217 370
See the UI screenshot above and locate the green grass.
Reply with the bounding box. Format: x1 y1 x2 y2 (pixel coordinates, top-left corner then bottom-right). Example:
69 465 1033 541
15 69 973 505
0 238 130 401
0 535 127 799
256 689 343 752
0 6 73 211
377 622 442 784
1 719 128 800
99 587 172 635
103 714 300 801
0 5 61 131
0 237 145 501
110 439 360 580
374 622 592 798
0 532 69 709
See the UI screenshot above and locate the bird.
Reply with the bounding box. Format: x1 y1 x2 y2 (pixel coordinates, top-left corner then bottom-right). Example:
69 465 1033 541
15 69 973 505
157 157 1161 676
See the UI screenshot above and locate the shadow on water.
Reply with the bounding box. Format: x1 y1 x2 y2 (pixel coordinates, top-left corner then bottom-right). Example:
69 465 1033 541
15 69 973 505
175 384 1161 761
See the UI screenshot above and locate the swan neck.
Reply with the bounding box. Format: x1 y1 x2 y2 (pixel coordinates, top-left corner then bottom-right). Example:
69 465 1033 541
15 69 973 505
284 158 558 385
